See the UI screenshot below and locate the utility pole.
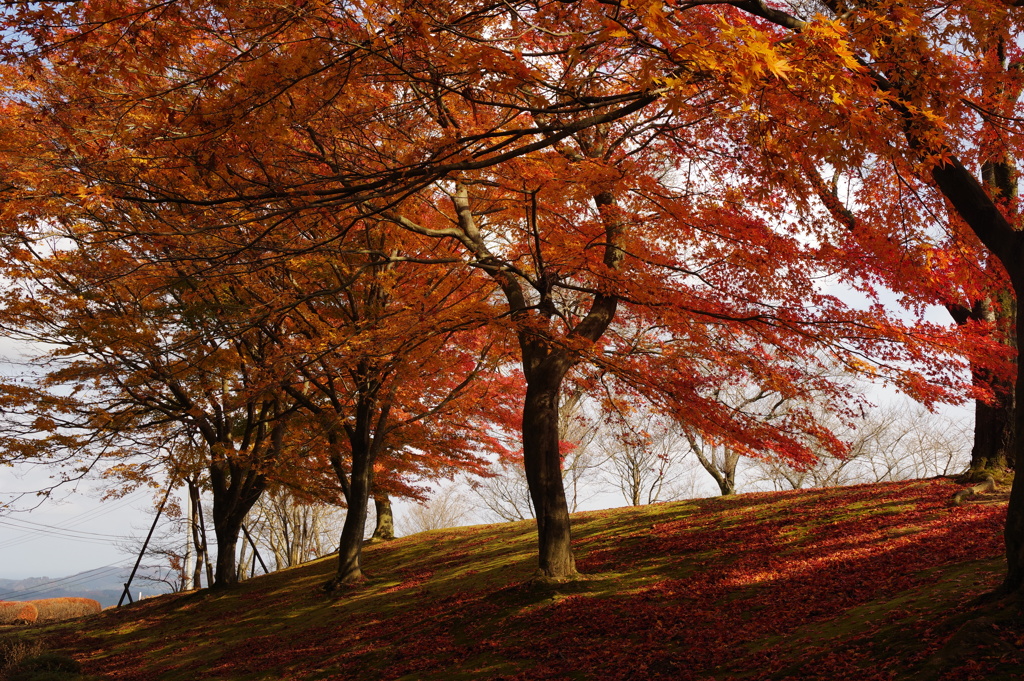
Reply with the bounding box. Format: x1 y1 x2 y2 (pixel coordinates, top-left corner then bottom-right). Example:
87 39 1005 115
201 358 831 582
119 486 172 607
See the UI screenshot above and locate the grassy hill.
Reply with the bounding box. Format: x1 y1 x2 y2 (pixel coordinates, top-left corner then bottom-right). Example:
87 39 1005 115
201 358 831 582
3 477 1022 680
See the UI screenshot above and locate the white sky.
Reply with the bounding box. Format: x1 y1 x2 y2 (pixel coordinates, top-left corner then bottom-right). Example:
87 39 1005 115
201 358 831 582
0 466 177 580
0 281 976 582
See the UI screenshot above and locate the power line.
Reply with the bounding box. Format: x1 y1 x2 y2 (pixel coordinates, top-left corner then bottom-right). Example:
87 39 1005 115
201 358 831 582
0 516 131 539
0 563 127 601
0 490 161 550
0 520 132 549
59 491 153 528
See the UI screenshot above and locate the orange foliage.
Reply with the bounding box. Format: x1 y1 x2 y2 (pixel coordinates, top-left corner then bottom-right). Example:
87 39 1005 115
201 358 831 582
27 598 101 623
0 601 37 625
0 0 1019 584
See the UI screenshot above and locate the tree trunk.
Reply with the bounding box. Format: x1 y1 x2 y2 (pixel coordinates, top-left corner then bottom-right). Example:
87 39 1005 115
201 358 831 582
208 458 267 587
332 446 374 585
196 491 214 589
236 530 250 581
950 295 1017 480
522 360 577 579
187 481 205 589
1002 307 1024 594
717 448 739 495
688 434 738 496
211 506 248 588
371 495 395 542
969 378 1015 476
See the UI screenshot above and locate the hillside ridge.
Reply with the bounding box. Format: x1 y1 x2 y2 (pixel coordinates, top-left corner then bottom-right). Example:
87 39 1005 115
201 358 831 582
3 478 1020 681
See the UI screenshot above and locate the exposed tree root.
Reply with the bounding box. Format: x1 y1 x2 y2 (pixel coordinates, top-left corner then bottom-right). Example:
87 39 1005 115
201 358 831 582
528 570 586 591
951 475 997 506
323 573 368 595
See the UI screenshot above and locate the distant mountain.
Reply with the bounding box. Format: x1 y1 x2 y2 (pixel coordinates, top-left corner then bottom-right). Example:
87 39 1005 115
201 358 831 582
0 566 172 608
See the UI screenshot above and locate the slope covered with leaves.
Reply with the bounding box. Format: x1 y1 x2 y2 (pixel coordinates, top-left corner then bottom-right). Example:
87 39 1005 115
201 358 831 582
4 478 1019 680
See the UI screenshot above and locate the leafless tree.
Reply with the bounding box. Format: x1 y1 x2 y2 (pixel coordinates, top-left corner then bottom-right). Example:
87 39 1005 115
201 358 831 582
474 460 535 522
748 401 972 491
398 483 475 535
243 488 345 572
601 411 694 506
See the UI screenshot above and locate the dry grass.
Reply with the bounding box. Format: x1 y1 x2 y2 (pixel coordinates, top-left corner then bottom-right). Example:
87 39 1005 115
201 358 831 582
0 637 42 674
0 604 36 627
26 599 100 624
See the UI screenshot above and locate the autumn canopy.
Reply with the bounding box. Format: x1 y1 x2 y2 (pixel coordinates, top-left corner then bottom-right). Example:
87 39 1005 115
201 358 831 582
0 0 1022 607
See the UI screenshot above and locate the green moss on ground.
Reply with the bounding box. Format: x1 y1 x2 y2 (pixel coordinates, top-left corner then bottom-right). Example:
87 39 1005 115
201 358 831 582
3 478 1017 680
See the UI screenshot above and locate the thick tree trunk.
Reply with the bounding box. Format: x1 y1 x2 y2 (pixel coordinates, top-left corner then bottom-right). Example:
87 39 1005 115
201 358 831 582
969 379 1015 476
1002 308 1024 594
208 458 268 587
1005 480 1024 593
950 295 1017 479
522 361 577 579
371 495 395 542
211 508 248 588
333 449 374 585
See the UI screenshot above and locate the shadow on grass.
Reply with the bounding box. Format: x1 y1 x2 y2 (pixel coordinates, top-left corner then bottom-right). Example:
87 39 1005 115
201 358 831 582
13 478 1016 681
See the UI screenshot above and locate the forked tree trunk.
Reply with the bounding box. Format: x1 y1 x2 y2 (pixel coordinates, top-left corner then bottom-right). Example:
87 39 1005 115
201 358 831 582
208 456 269 587
522 356 577 579
371 495 395 542
444 181 619 581
686 433 739 496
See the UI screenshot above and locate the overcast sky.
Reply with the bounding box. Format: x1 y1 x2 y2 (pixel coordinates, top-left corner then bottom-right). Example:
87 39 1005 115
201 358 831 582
0 464 176 580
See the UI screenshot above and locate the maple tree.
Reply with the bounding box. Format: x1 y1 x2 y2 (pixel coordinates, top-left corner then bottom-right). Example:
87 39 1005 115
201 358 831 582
0 223 307 587
254 225 518 586
364 108 969 579
692 0 1024 595
0 13 522 583
0 0 998 587
0 187 517 587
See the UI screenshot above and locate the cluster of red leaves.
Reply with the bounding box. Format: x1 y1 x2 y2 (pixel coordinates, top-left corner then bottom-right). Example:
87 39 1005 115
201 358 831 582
66 480 1014 680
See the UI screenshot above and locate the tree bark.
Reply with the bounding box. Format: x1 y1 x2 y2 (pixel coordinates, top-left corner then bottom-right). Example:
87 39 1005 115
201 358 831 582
208 455 269 587
333 445 374 585
210 501 253 588
437 179 620 581
522 355 577 579
328 370 391 588
970 375 1015 476
371 495 395 542
687 432 738 496
188 481 206 589
1002 307 1024 594
195 488 215 588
